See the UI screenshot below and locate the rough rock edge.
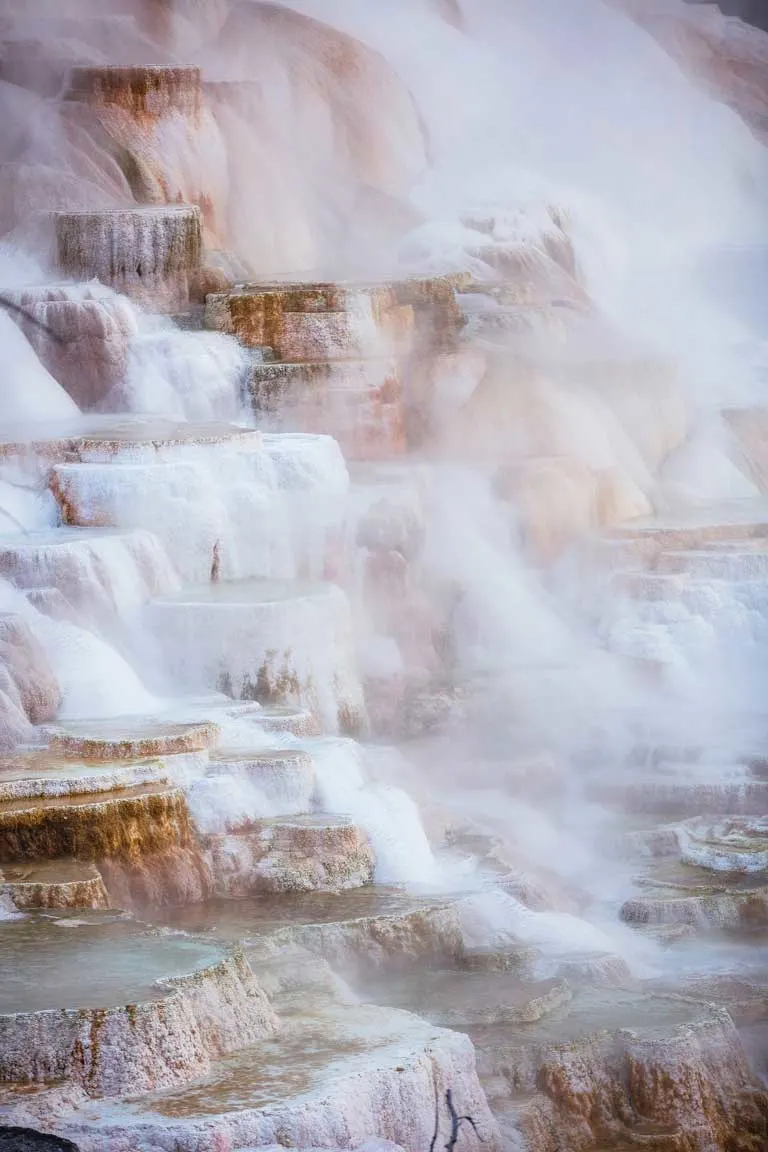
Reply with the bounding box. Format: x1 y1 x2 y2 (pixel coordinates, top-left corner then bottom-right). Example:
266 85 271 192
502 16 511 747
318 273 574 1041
0 947 277 1097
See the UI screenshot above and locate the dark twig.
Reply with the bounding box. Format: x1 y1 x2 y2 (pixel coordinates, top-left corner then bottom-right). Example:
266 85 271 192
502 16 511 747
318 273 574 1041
210 540 221 583
0 294 67 344
444 1088 483 1152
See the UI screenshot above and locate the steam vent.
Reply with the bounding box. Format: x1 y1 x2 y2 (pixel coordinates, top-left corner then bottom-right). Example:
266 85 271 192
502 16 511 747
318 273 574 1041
1 1 768 1150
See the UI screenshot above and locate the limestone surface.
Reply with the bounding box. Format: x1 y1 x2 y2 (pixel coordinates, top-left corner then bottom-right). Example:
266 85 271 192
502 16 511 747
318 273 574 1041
0 615 61 752
203 815 375 895
0 941 276 1097
0 529 180 640
146 580 366 734
54 207 203 313
4 286 138 410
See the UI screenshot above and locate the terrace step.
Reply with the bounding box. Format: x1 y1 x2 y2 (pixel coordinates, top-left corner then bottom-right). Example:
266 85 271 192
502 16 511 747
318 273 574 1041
600 501 768 566
206 285 412 359
0 417 261 470
146 579 365 735
45 718 217 761
587 770 768 817
620 858 768 931
49 429 347 585
611 571 768 618
205 277 458 351
0 528 180 635
0 985 494 1152
0 915 274 1096
152 886 466 972
0 858 109 912
160 696 320 738
357 967 572 1028
469 986 767 1149
250 358 405 460
53 206 202 314
251 705 319 738
250 357 401 406
200 747 316 818
0 784 192 866
678 814 768 873
203 814 375 896
655 544 768 579
0 750 180 802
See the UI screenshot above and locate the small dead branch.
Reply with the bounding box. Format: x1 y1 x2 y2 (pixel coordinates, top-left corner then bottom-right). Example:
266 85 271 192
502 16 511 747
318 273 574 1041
430 1087 484 1152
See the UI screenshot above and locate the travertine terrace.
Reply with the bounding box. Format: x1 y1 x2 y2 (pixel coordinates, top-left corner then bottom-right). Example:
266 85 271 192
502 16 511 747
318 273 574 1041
0 2 767 1152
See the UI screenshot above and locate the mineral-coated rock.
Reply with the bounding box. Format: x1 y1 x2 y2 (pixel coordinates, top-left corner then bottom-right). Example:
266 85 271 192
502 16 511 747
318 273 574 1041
0 946 276 1097
277 307 414 363
620 856 768 931
589 774 768 817
46 719 216 762
65 66 228 243
0 859 110 912
54 207 202 313
724 406 768 492
0 615 61 749
146 580 366 735
98 843 213 910
201 5 427 274
200 747 316 819
207 280 454 352
51 428 348 585
475 989 768 1152
4 286 138 410
67 65 204 120
0 785 192 866
206 285 414 359
1 1005 497 1152
204 815 375 895
251 704 320 738
0 749 199 802
250 358 401 412
619 0 768 141
0 529 180 639
498 457 600 561
261 897 467 974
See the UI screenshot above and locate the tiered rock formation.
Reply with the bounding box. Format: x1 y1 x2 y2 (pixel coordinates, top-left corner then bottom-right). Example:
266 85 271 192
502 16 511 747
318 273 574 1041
1 253 766 1149
207 278 462 461
0 9 767 1152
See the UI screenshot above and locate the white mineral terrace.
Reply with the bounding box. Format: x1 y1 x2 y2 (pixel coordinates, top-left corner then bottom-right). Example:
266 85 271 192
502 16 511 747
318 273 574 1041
0 2 767 1151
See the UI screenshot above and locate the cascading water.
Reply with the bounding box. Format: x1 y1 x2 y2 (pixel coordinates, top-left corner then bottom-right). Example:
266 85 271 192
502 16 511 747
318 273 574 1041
0 2 767 1149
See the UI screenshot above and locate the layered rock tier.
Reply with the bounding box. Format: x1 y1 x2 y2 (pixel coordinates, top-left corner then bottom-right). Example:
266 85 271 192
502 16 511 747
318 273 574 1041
54 206 203 313
205 278 463 460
